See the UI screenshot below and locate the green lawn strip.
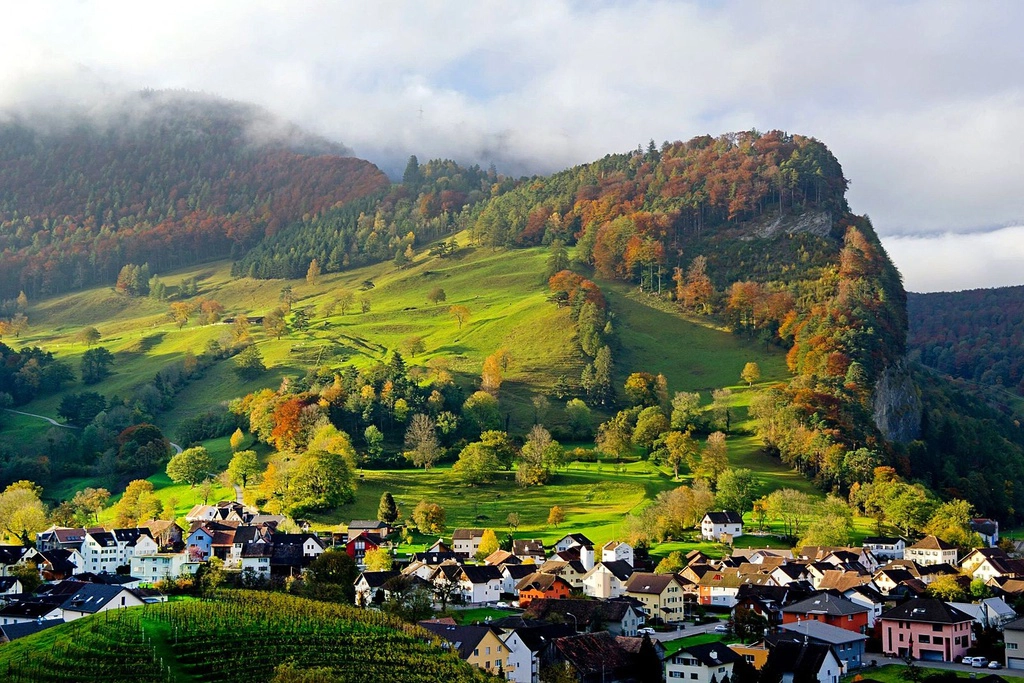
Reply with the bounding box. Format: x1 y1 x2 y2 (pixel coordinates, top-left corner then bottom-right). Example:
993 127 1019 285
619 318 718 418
141 615 202 682
846 664 1024 683
662 633 738 657
449 607 520 625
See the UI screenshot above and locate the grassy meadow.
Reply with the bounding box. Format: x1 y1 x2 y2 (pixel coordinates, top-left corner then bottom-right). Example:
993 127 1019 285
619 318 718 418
0 233 866 555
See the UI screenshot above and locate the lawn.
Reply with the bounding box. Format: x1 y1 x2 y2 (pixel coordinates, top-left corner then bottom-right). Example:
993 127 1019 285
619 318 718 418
662 633 737 657
847 664 1024 682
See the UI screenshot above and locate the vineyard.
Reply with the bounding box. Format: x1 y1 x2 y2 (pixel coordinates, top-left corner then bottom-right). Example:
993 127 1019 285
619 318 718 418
0 592 496 682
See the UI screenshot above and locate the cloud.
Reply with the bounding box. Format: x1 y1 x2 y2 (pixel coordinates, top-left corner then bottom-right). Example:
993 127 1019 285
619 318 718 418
2 1 1024 288
882 226 1024 293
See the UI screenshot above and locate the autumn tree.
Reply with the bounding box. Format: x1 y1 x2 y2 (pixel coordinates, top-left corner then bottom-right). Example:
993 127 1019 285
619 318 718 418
169 301 194 329
427 287 446 306
337 290 355 315
764 488 812 540
741 362 761 386
198 299 225 325
681 256 714 313
306 258 321 285
452 442 500 486
166 446 214 487
926 574 967 602
696 432 729 487
0 481 48 544
263 307 287 339
517 424 563 487
113 480 162 527
290 448 356 513
404 414 441 469
76 326 101 346
70 487 111 525
661 430 698 480
632 406 669 451
715 468 757 514
670 391 703 431
449 304 470 330
476 529 500 561
412 500 446 534
229 428 246 452
226 450 261 488
548 505 566 528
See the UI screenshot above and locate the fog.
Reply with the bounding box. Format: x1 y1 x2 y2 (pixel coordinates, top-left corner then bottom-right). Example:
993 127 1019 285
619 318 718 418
3 1 1023 290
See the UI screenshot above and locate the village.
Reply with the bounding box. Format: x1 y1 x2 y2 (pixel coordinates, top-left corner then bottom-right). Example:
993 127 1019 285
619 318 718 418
1 500 1024 682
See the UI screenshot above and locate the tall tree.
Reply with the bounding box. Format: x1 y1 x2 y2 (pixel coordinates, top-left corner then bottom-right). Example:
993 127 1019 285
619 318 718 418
166 446 214 487
377 492 398 524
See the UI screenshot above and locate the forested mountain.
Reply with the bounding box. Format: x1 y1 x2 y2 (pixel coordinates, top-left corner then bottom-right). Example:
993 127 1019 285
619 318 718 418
0 90 388 298
909 286 1024 396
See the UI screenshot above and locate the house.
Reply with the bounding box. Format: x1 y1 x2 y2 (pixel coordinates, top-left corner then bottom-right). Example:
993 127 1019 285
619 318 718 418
763 640 843 683
842 585 887 628
0 598 64 624
458 565 503 604
863 536 906 561
524 598 646 636
419 622 509 675
1004 616 1024 669
905 535 958 566
273 533 325 559
130 552 201 584
516 572 572 607
961 548 1024 583
501 623 574 683
770 563 811 586
512 539 546 563
347 520 391 538
452 528 487 558
35 527 87 553
701 511 744 542
239 543 275 579
972 518 1000 547
230 525 273 563
483 549 518 567
140 520 184 549
185 522 234 562
58 582 146 621
541 632 636 683
537 559 588 589
601 541 634 567
778 620 868 669
501 564 536 595
948 597 1017 630
665 641 741 683
36 548 83 581
79 530 122 573
0 577 21 598
345 532 382 565
781 592 869 634
185 501 249 524
581 560 633 599
0 618 65 643
696 567 750 608
734 584 809 627
354 570 401 606
880 597 974 661
729 641 771 670
553 533 593 554
625 572 688 624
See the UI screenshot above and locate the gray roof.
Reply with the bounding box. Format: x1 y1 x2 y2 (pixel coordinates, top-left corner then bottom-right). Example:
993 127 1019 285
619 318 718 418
0 618 65 641
782 592 868 616
779 619 868 645
881 597 974 624
60 584 132 614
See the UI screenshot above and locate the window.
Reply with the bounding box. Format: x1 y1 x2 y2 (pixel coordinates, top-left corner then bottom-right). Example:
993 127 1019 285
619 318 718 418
690 675 698 681
473 649 478 657
486 647 491 655
919 635 930 644
932 624 942 632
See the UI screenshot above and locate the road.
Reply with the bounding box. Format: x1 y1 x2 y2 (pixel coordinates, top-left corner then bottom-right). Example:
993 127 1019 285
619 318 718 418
5 407 183 453
870 655 1007 675
649 621 724 643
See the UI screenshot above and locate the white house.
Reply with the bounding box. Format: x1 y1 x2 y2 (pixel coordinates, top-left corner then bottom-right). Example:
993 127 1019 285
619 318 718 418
501 625 574 683
59 583 146 622
581 561 633 599
239 544 274 580
665 642 740 682
700 511 744 542
601 540 634 567
451 529 486 558
130 553 201 584
552 534 593 554
862 537 905 561
80 531 121 573
457 565 502 604
905 535 958 566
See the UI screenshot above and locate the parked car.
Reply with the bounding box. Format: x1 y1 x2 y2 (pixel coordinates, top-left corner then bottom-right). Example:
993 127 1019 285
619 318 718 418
971 657 989 668
714 624 729 633
989 661 1003 669
638 627 656 635
496 601 510 609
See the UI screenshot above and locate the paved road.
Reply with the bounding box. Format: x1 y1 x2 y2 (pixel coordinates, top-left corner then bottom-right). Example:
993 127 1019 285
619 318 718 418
870 655 1007 675
649 622 723 643
233 484 244 504
6 407 183 454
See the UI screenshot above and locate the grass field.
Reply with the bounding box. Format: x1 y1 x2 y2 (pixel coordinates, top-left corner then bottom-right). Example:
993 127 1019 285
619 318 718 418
848 664 1024 682
2 234 854 551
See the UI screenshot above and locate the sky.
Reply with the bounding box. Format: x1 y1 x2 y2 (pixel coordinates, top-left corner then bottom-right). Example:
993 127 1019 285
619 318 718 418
2 1 1022 293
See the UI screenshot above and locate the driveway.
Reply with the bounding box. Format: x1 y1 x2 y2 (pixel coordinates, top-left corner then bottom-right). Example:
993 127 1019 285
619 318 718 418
648 621 723 643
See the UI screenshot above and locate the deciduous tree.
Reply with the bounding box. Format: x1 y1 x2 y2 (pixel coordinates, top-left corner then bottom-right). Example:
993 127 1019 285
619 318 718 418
166 446 214 487
547 505 565 528
226 450 260 488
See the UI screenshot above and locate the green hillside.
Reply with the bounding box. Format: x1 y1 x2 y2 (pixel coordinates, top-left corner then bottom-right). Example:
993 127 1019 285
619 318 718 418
0 591 493 682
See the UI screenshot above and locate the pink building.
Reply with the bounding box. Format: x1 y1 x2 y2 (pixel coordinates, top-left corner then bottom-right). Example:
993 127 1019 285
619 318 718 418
880 598 973 662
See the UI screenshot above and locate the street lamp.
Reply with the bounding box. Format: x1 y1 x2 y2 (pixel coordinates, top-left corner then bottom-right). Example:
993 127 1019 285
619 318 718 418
566 612 578 633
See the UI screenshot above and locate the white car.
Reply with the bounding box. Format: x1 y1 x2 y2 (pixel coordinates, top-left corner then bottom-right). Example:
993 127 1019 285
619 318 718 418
638 627 656 635
714 624 729 633
496 601 510 609
971 657 989 668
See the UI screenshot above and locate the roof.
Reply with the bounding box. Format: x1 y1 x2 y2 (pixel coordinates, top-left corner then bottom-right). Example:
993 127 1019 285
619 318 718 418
0 576 21 591
781 592 868 616
552 632 632 675
348 520 388 530
504 564 536 580
555 533 593 548
972 518 1000 535
50 528 87 544
524 597 642 625
625 572 679 594
881 597 974 624
412 551 460 565
0 618 64 641
356 570 401 588
679 641 742 667
512 539 546 556
517 572 570 592
59 583 133 614
765 640 838 675
587 560 634 582
1004 616 1024 631
779 620 868 645
908 535 956 551
460 565 501 584
483 549 518 566
703 511 743 525
419 622 498 660
113 528 153 545
87 531 117 548
451 528 485 540
863 536 904 545
506 623 574 652
240 543 274 558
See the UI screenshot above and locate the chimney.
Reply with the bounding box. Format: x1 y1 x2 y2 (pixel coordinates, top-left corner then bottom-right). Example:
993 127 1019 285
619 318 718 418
581 545 595 571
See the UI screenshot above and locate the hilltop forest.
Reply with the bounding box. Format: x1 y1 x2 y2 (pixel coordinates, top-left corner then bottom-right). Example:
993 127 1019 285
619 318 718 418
1 92 1023 527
